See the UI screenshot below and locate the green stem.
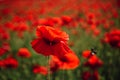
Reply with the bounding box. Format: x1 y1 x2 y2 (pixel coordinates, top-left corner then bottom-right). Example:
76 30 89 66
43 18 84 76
62 70 65 80
62 63 65 80
47 56 51 80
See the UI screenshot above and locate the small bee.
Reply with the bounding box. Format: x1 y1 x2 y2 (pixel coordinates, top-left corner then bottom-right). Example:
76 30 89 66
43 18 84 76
90 48 97 55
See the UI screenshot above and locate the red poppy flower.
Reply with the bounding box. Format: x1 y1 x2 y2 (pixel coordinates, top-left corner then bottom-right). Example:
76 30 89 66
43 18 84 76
4 22 15 30
3 56 18 69
15 22 28 32
50 51 80 70
0 43 10 56
102 29 120 48
87 13 95 20
82 71 99 80
82 50 91 58
17 48 31 58
50 59 60 73
31 26 69 56
51 17 63 26
87 19 93 25
84 55 103 69
82 71 91 80
0 48 6 56
0 28 10 40
38 18 55 26
12 16 23 22
92 71 99 80
33 65 48 75
0 60 4 68
93 29 100 37
36 26 69 42
61 15 72 25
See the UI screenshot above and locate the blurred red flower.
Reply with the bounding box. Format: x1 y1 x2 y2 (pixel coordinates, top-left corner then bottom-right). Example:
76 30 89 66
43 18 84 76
0 60 4 68
102 29 120 48
82 71 91 80
4 22 15 30
50 59 60 73
3 56 18 69
31 26 69 56
33 65 48 75
92 71 99 80
0 43 10 56
61 15 72 25
84 55 103 69
37 18 55 26
12 16 25 23
82 50 91 58
82 71 99 80
17 48 31 58
93 29 100 37
50 51 80 70
82 50 103 69
0 48 6 56
0 27 10 40
2 43 10 51
14 22 28 32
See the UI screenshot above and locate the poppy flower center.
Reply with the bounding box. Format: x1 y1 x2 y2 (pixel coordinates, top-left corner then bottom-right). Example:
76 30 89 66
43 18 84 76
43 38 59 46
59 57 69 62
5 64 14 68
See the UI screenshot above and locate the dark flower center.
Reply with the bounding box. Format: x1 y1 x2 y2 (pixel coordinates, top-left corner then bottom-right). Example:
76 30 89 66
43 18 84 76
43 38 59 46
59 57 69 62
5 64 15 68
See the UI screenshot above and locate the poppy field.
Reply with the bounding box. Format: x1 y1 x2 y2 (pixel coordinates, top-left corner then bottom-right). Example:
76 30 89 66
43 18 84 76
0 0 120 80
